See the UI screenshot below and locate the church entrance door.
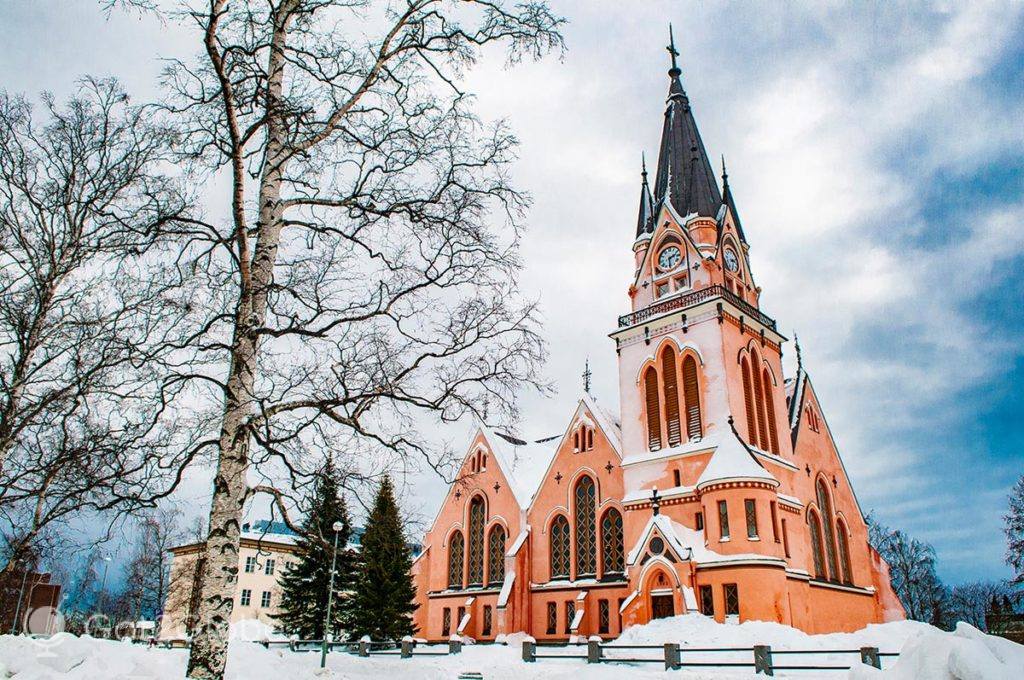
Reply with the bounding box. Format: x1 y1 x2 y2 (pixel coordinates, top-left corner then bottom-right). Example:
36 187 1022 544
651 594 674 619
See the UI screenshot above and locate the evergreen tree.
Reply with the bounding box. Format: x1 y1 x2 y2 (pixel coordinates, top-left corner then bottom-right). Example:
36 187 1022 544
350 475 417 640
273 461 357 639
1005 476 1024 585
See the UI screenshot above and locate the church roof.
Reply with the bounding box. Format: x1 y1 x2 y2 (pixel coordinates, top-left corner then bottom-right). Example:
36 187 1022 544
479 424 558 509
651 31 722 222
695 422 778 490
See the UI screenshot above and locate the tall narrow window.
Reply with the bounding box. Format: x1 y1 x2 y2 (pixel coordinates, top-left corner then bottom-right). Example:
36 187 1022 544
750 350 769 450
662 348 682 446
574 476 597 576
467 496 486 586
837 519 853 584
744 499 758 539
482 605 492 637
599 599 610 634
695 511 704 531
457 606 466 630
644 367 662 451
782 518 791 557
550 515 571 579
718 500 730 540
770 501 780 542
816 479 840 582
546 602 557 635
762 368 779 454
682 355 702 440
723 584 740 616
808 511 826 579
487 525 506 585
448 530 464 588
442 608 451 637
699 585 714 616
673 469 681 487
601 508 625 575
587 429 594 449
565 601 576 633
741 357 757 444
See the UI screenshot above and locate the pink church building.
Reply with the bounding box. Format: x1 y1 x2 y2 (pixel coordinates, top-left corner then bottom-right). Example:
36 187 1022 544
410 42 905 642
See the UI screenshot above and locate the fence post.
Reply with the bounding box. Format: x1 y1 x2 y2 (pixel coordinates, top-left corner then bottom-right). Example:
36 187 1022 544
358 639 370 657
587 636 602 664
753 645 774 676
401 639 413 659
663 642 680 671
522 640 536 662
860 647 880 669
449 638 462 655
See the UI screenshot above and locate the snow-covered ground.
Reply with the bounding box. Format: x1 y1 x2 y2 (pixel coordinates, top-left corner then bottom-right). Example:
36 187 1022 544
1 615 1021 679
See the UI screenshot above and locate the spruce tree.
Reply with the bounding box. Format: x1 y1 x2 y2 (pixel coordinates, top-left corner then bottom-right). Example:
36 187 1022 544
350 475 418 640
273 461 357 639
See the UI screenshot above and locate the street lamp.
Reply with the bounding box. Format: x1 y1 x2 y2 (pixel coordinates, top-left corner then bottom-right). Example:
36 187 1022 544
320 521 344 669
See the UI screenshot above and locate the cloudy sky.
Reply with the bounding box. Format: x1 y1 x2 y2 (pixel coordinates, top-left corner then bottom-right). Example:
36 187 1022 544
2 1 1022 585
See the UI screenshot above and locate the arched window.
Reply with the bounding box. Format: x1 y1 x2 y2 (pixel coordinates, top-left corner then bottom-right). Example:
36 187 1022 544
574 476 597 576
741 356 757 444
587 429 594 449
574 430 580 451
487 525 506 585
600 508 624 575
808 511 825 579
661 347 682 446
762 368 779 454
550 515 570 579
644 367 662 451
682 355 702 440
836 518 853 585
750 349 769 450
448 531 464 588
816 479 840 582
467 496 486 586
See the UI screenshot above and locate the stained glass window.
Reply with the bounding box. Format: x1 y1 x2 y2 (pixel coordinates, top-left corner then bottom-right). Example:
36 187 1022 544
808 511 826 579
487 525 506 585
718 500 730 539
724 583 739 616
600 508 624 575
816 479 840 582
744 499 758 539
448 530 464 588
550 515 570 579
546 602 557 634
574 476 597 576
598 599 610 634
467 496 486 586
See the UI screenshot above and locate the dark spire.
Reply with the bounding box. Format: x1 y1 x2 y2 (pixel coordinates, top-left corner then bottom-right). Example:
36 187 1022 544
635 153 655 237
582 358 592 393
652 26 722 220
721 156 747 243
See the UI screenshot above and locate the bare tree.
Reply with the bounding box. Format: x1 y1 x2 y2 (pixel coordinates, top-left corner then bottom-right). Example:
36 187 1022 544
0 78 203 577
868 515 948 626
947 580 1018 631
121 507 186 627
128 1 565 676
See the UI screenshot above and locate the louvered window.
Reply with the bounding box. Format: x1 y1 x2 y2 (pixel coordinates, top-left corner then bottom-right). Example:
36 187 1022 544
574 476 597 576
741 357 757 444
763 368 779 454
661 348 682 446
808 512 826 579
682 355 702 440
487 525 506 585
816 480 840 582
837 520 853 584
644 367 662 451
600 508 624 575
550 515 571 579
448 531 464 588
750 350 769 450
467 496 486 586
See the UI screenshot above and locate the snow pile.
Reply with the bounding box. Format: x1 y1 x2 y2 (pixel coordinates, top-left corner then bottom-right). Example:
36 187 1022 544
229 618 288 642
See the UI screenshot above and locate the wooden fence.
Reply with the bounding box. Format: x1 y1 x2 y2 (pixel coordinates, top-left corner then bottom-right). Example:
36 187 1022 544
522 639 899 675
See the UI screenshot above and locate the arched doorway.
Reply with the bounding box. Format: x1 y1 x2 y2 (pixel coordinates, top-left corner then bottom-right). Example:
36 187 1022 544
648 569 675 620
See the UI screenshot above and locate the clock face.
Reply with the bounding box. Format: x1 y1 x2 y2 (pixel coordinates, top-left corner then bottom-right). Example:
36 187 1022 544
658 246 682 271
724 248 739 272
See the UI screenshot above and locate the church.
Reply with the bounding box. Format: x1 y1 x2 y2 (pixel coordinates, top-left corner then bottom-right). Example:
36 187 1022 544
410 37 905 642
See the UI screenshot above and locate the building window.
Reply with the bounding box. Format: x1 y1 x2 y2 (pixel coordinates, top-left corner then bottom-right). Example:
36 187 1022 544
487 525 506 585
782 518 791 557
770 502 780 542
550 515 571 579
744 499 758 539
762 368 779 454
598 599 610 634
260 591 271 608
657 282 670 298
837 519 853 584
442 608 451 637
682 355 702 440
574 476 597 576
587 429 594 449
808 511 826 579
644 367 662 451
661 347 682 447
264 558 275 576
600 508 624 575
448 530 464 588
244 556 257 573
617 597 625 630
482 605 492 637
546 602 557 635
695 511 704 531
724 584 739 616
240 589 252 606
699 585 714 616
457 606 466 631
467 496 486 586
741 357 757 446
565 601 576 634
750 349 769 451
673 469 681 487
718 500 730 540
816 479 840 582
574 430 580 451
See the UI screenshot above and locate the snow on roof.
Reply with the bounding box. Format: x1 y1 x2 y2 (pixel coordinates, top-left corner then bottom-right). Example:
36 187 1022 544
240 531 298 546
627 514 783 568
581 392 622 456
506 528 530 557
480 424 558 508
695 426 778 490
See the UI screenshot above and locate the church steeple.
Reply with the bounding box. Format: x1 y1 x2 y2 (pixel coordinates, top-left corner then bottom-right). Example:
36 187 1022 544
652 26 722 220
721 156 747 243
635 154 655 237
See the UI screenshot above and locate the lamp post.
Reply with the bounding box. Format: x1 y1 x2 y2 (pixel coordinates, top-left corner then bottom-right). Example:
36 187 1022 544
96 555 112 636
320 521 344 669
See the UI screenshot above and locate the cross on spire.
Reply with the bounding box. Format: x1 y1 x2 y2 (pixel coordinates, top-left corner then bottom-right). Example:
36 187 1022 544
667 24 680 76
582 358 592 393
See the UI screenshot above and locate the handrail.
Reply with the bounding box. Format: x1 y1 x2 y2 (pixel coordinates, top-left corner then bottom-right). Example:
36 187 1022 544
618 284 777 330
